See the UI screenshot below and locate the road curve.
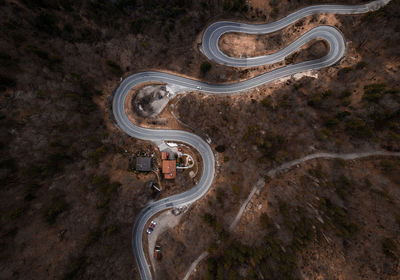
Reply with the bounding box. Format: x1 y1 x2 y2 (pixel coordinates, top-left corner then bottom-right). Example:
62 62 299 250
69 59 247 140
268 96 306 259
111 1 391 279
202 0 390 67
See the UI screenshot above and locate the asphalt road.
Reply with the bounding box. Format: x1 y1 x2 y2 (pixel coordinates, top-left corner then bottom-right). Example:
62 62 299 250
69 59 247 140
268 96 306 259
202 0 390 67
111 1 391 279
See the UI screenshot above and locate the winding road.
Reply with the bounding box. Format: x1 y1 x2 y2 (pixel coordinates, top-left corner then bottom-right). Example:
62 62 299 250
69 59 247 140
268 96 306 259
111 1 391 279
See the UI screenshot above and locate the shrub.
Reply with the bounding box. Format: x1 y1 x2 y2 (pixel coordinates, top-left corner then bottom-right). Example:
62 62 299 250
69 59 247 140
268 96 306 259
43 196 69 224
104 225 119 237
207 242 219 254
307 93 323 108
0 75 16 91
278 201 289 217
217 225 229 241
335 158 346 167
106 60 123 76
216 188 225 204
60 0 73 11
363 83 386 102
291 216 315 251
361 7 386 22
340 89 352 99
76 27 101 43
223 0 248 12
43 152 71 176
26 46 63 69
371 188 394 204
396 214 400 228
5 207 27 220
382 238 399 260
10 32 26 46
335 111 350 120
200 61 211 75
96 196 110 209
108 182 122 193
203 212 217 228
88 145 107 163
380 160 398 173
3 227 18 238
163 27 170 41
242 125 258 140
35 11 59 35
0 52 13 67
345 118 372 138
131 18 146 34
85 228 101 247
320 198 359 239
24 183 42 201
215 145 226 153
27 45 49 59
260 213 273 228
261 97 272 108
324 117 339 127
356 61 367 70
308 164 325 179
206 257 217 279
63 256 88 280
180 15 192 25
91 175 109 186
23 165 44 176
231 185 240 195
255 132 286 163
341 67 353 73
385 88 399 95
0 158 17 171
210 125 218 132
335 175 352 199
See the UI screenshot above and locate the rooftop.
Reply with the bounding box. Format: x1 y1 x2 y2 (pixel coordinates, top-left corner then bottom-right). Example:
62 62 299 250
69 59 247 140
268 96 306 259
136 157 152 172
162 160 176 179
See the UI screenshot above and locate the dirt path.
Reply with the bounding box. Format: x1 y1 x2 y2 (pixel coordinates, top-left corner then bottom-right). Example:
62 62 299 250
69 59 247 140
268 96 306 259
266 151 400 178
229 178 265 232
182 251 209 280
182 150 400 280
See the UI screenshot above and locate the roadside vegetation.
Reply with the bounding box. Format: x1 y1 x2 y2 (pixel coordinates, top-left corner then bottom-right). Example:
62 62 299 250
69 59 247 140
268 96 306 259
200 156 400 279
1 0 400 279
0 0 282 279
174 1 400 278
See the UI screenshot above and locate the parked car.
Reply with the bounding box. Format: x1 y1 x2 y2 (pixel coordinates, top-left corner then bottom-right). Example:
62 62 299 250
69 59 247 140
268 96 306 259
154 245 162 260
146 220 157 234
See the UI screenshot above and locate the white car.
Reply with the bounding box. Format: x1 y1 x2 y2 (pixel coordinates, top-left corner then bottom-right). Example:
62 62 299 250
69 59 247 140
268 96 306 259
146 221 157 234
196 86 201 90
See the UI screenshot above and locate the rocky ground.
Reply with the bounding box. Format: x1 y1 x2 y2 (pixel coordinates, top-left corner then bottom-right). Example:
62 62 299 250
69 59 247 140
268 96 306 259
132 84 171 118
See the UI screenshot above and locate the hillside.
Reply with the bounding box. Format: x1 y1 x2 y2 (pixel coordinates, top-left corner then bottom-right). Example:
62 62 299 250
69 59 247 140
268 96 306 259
0 0 399 280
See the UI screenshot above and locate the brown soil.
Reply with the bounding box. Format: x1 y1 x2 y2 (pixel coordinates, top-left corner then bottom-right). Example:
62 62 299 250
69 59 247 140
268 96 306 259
219 14 336 59
185 157 400 280
153 1 400 277
0 0 399 280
